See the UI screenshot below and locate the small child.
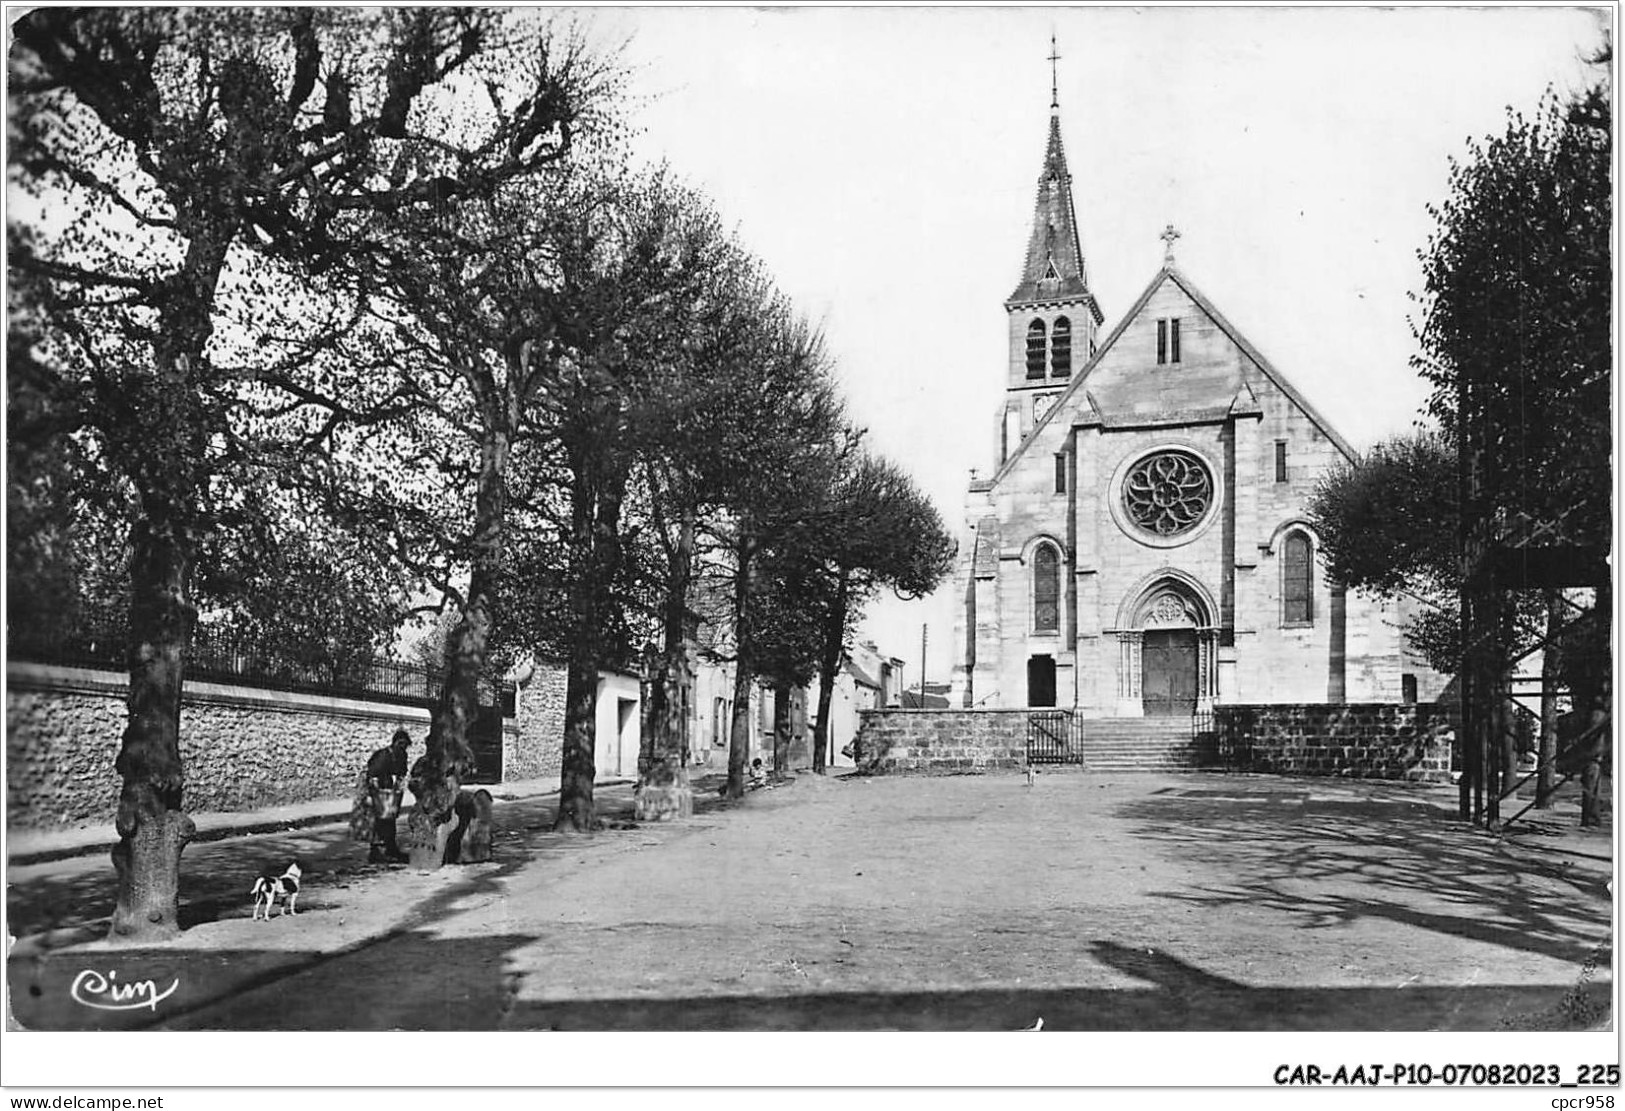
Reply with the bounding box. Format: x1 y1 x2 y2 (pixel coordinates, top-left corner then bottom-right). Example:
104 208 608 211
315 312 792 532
749 758 769 789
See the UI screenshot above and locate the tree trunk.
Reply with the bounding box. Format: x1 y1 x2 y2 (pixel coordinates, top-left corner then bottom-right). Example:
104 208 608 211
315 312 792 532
644 512 694 775
724 532 755 798
727 662 753 800
109 508 198 941
408 422 508 866
771 679 791 773
109 237 225 940
636 514 695 821
555 654 599 831
554 443 629 831
811 571 849 774
813 667 837 775
404 593 489 867
1498 671 1518 816
1537 588 1562 808
1579 580 1610 829
1580 745 1604 827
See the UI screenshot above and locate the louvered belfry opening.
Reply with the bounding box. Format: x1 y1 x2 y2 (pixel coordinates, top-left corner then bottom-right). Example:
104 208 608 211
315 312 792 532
1025 319 1047 378
1051 315 1071 377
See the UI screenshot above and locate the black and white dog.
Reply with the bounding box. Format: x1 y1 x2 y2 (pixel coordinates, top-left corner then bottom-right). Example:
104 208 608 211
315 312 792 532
251 861 302 920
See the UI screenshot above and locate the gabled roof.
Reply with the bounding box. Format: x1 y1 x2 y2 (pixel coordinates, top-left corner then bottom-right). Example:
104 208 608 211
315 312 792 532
988 265 1356 485
844 659 882 690
1007 109 1102 324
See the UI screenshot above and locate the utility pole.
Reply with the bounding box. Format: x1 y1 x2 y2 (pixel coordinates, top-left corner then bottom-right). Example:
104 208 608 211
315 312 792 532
920 624 928 709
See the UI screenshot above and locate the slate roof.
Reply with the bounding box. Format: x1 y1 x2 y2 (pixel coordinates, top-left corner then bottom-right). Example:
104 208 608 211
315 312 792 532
1007 108 1103 324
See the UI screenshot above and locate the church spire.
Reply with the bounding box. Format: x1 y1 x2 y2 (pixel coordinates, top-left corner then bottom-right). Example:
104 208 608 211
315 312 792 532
1007 38 1100 322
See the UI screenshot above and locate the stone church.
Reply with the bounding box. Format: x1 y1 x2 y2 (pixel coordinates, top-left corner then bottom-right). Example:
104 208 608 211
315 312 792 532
948 91 1440 716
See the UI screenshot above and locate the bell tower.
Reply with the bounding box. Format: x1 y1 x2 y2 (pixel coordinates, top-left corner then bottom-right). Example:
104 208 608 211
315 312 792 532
998 36 1104 463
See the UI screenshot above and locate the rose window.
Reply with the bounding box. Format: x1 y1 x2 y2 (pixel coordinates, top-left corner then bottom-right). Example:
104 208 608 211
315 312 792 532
1123 451 1213 536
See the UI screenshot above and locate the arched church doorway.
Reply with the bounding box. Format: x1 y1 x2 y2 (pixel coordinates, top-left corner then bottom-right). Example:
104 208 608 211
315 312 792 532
1114 577 1219 717
1027 654 1056 707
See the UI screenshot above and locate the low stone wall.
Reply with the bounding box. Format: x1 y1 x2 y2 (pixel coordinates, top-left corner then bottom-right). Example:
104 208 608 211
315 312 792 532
852 703 1456 782
1215 702 1455 782
852 709 1028 774
6 662 531 831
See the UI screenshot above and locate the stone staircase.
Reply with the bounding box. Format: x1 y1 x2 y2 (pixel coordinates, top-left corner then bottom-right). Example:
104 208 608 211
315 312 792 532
1072 717 1220 772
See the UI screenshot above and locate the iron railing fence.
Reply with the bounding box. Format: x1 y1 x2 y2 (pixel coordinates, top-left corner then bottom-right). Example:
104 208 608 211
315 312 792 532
9 601 515 714
1190 707 1220 766
1026 708 1085 765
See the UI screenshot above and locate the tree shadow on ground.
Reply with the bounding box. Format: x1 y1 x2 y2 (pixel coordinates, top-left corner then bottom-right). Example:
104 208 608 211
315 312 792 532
1116 781 1612 969
5 785 679 941
13 930 1599 1032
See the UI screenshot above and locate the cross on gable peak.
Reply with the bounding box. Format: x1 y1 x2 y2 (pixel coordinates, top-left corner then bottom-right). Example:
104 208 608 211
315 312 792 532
1161 223 1182 265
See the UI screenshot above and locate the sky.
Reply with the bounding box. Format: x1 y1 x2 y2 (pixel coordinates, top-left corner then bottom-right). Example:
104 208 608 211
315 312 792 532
578 4 1609 683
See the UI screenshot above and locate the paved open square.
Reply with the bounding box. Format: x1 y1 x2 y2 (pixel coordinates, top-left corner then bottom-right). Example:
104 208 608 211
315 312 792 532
11 770 1608 1032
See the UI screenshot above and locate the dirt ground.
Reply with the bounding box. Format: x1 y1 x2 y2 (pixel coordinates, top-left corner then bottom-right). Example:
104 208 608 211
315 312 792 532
6 769 1613 1032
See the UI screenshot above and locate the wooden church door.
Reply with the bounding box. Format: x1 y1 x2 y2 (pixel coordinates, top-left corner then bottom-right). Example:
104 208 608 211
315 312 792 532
1141 630 1198 716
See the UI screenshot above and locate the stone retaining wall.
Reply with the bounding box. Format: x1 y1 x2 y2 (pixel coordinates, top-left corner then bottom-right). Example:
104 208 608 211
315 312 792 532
1215 702 1455 782
5 662 526 831
852 709 1029 773
852 703 1456 782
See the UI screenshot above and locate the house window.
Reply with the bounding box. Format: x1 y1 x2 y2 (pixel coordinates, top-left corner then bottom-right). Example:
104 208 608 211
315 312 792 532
1402 674 1418 704
1283 532 1313 625
1275 441 1288 483
1054 452 1067 494
1170 318 1181 363
1051 316 1071 377
1026 319 1046 379
1033 543 1061 633
1156 319 1167 365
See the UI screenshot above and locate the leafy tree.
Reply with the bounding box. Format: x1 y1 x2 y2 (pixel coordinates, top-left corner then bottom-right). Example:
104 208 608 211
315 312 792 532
1416 62 1611 826
632 245 849 787
8 8 601 935
804 453 956 773
1414 84 1611 559
713 317 849 799
345 169 591 861
749 544 831 772
1309 430 1459 670
540 171 765 830
1319 44 1611 825
195 509 416 684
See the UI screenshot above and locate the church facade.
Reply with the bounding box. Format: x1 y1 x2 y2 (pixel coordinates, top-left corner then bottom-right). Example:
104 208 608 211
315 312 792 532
948 97 1440 716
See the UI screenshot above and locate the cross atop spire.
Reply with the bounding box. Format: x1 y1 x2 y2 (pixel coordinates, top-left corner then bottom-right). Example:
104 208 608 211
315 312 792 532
1161 223 1182 266
1048 32 1061 110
